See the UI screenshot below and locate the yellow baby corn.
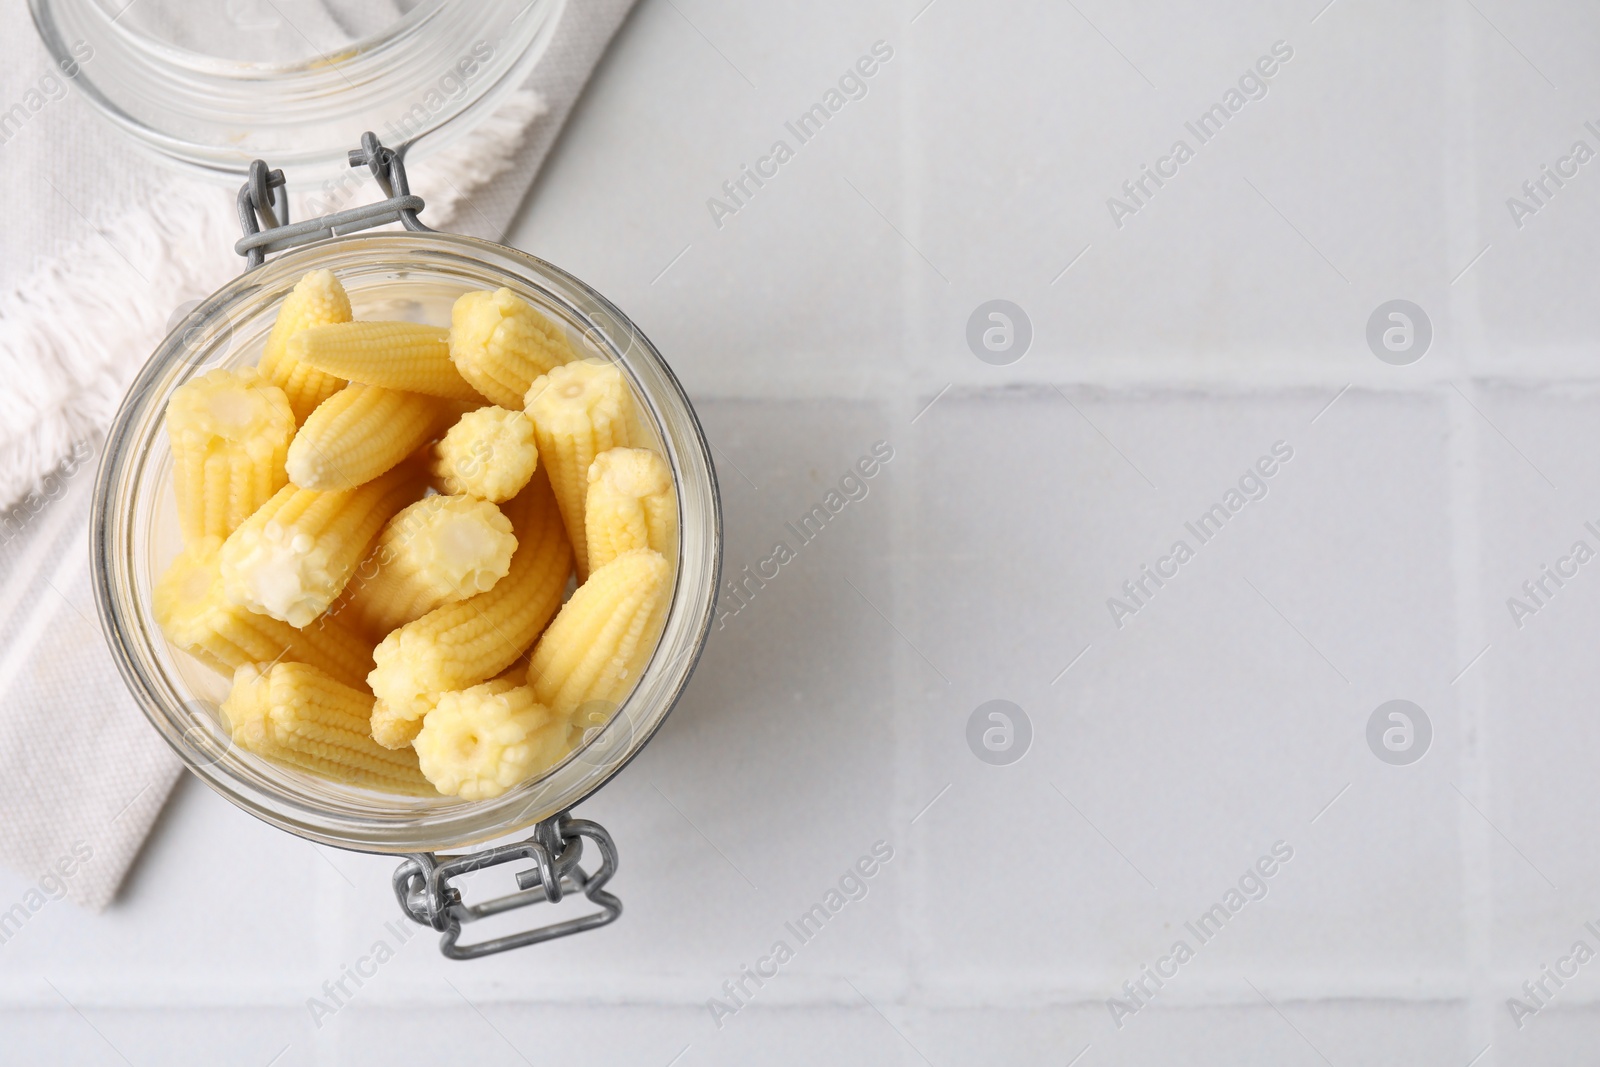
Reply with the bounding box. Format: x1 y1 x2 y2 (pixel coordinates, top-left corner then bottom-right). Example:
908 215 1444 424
165 367 295 543
370 696 429 750
527 548 671 720
221 662 434 795
337 494 517 638
368 473 573 722
153 537 374 688
218 464 423 627
429 406 538 503
584 447 676 572
288 321 486 403
524 359 635 580
449 288 574 408
257 269 352 424
412 679 561 799
370 670 524 750
286 384 453 491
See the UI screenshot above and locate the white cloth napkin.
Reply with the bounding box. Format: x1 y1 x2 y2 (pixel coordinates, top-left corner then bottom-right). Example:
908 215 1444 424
0 0 638 910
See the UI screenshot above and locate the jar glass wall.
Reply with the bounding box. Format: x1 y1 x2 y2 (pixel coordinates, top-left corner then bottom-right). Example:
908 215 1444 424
28 0 563 180
92 232 721 852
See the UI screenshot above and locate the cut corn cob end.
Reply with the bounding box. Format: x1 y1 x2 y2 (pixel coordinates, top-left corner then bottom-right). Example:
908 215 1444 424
367 473 573 715
219 663 284 756
371 671 521 751
289 321 486 402
258 270 352 424
286 384 449 491
155 536 378 688
166 367 293 447
153 536 234 674
584 447 676 572
218 465 421 628
449 288 575 408
523 358 632 434
429 406 538 502
340 494 517 637
166 367 295 542
221 662 435 796
383 495 517 601
528 548 671 720
218 490 334 628
524 359 635 580
412 680 558 799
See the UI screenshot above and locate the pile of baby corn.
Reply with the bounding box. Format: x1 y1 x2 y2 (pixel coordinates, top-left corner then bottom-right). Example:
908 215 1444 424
154 271 676 800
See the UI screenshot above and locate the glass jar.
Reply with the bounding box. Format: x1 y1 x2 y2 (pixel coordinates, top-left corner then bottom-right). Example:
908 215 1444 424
29 0 563 180
90 143 722 955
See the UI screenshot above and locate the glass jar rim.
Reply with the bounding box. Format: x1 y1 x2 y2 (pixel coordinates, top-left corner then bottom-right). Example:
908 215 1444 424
29 0 564 181
91 230 723 852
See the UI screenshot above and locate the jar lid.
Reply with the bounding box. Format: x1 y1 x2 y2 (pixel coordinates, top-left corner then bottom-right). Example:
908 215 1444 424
28 0 562 181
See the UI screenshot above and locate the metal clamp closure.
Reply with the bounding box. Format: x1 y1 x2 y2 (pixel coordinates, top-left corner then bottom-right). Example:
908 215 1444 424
235 131 432 270
392 813 623 960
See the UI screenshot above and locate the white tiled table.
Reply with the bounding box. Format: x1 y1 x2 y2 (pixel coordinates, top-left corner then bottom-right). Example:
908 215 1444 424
8 0 1600 1062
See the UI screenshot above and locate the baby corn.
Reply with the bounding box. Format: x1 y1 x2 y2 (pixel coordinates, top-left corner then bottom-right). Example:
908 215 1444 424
429 406 538 503
218 464 423 627
412 679 566 799
154 537 374 687
584 447 676 572
289 321 486 402
370 670 529 751
222 662 434 795
368 472 572 723
286 384 453 491
337 494 517 638
524 359 635 580
166 367 295 543
370 695 430 750
449 288 574 408
257 269 352 423
527 548 671 720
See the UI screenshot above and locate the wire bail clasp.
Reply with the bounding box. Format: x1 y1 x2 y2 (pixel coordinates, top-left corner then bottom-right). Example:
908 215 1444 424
391 813 623 960
235 132 432 270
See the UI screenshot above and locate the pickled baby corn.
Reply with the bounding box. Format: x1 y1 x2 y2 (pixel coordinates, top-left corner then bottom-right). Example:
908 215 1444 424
155 277 680 806
337 494 516 638
222 662 433 795
166 367 296 544
524 359 635 580
219 464 422 627
368 473 572 731
286 384 452 491
370 694 430 750
257 269 352 423
154 537 373 688
584 447 676 572
429 406 538 503
371 669 527 750
527 548 670 720
449 287 573 408
289 321 486 403
412 678 569 799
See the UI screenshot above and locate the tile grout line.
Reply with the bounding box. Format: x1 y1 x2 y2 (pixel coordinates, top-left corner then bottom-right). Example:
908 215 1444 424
1449 371 1496 1066
1443 2 1496 1057
19 972 1600 1009
686 372 1600 410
